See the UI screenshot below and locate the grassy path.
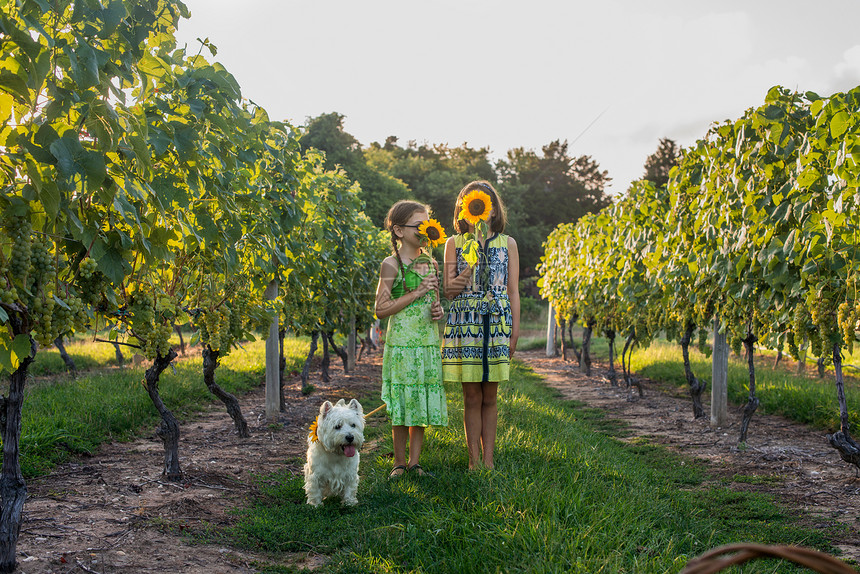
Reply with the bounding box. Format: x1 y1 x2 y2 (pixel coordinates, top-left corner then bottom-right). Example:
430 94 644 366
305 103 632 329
229 361 843 573
21 338 309 476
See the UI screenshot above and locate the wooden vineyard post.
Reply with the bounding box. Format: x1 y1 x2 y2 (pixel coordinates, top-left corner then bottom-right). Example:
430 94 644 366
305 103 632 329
265 278 280 421
711 315 728 427
347 315 356 373
546 303 557 357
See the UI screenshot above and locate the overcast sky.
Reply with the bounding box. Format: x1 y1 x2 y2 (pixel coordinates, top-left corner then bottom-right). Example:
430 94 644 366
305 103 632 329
173 0 860 194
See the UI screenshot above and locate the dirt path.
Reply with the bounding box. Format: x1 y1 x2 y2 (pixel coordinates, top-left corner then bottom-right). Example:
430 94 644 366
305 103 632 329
517 349 860 565
17 349 860 572
20 354 382 574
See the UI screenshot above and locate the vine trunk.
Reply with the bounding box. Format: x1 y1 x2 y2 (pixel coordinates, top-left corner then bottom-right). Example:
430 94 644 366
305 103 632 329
827 343 860 468
680 323 706 419
202 346 250 438
739 334 759 443
581 319 594 376
300 332 320 393
53 336 76 374
144 349 182 480
606 330 617 387
0 331 35 574
278 328 286 412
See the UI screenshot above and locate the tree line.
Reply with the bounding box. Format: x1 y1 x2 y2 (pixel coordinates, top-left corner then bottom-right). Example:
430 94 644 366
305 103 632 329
299 112 614 286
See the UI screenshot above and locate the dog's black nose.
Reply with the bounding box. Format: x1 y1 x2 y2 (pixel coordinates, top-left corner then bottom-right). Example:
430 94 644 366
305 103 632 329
345 434 354 443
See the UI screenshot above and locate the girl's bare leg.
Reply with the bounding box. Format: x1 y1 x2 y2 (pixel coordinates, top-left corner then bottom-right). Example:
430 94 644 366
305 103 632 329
392 426 409 476
462 382 484 469
480 382 498 469
407 426 425 468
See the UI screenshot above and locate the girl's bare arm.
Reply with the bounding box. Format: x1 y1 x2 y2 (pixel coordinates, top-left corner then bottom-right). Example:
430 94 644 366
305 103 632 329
374 258 438 319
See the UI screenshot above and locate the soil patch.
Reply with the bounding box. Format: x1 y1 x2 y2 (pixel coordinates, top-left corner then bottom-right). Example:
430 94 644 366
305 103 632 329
17 348 860 572
20 352 382 573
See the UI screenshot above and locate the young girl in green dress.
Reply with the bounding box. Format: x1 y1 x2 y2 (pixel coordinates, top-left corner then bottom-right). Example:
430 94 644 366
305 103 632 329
375 200 448 478
442 181 520 470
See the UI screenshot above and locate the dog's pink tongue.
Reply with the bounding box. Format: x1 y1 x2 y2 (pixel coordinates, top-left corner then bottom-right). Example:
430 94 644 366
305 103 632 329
343 445 356 458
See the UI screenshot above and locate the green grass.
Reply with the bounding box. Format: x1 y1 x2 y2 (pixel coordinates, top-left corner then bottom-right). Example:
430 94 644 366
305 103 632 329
227 362 840 573
627 339 860 431
28 336 124 375
528 322 857 433
19 337 310 477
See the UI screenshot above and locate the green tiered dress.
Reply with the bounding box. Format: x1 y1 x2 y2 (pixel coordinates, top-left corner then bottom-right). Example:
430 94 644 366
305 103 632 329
381 261 448 427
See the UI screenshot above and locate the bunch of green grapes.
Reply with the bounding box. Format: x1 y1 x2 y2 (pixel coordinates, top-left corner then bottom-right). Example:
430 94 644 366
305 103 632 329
730 333 743 357
76 257 109 306
837 300 858 355
29 236 55 285
0 283 15 305
5 214 32 286
31 295 56 347
810 294 835 358
202 301 232 353
786 307 804 360
51 296 75 340
129 291 157 359
68 295 88 331
792 304 809 350
697 297 716 328
48 294 88 339
787 333 800 360
148 322 173 360
79 257 97 280
0 254 17 305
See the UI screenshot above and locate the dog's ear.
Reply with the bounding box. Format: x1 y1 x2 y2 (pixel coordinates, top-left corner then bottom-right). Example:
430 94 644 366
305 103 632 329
348 399 363 415
319 401 333 418
335 398 346 407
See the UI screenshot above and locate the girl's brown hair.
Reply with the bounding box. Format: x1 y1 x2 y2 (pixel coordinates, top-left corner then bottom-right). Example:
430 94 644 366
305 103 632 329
384 199 430 279
452 180 507 234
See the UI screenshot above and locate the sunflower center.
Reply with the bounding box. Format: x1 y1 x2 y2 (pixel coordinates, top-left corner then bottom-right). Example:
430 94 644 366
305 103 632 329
426 227 441 241
468 199 486 217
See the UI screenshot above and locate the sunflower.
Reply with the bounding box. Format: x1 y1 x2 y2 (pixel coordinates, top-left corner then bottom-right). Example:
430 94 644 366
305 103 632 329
418 219 447 248
308 419 319 443
459 189 492 225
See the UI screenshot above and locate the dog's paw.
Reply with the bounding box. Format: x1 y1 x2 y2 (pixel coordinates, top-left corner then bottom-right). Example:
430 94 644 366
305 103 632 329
307 497 323 507
343 496 358 506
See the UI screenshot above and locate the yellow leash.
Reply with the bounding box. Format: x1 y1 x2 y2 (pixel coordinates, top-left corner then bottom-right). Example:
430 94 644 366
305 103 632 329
363 403 386 419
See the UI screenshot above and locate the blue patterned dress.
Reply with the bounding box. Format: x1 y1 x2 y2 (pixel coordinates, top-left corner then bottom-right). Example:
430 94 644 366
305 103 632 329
442 234 513 383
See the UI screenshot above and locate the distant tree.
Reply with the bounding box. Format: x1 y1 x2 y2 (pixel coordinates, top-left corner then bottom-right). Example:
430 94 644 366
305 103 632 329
642 137 681 188
497 139 611 276
301 113 409 225
365 138 495 229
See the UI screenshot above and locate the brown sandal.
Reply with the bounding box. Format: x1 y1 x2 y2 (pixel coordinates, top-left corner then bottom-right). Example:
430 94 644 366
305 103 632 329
388 465 407 480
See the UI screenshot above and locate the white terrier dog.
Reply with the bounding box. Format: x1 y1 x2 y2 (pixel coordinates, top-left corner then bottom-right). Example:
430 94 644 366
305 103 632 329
304 398 365 507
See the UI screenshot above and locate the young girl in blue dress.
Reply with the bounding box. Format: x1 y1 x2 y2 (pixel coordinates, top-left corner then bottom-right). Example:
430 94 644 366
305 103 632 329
442 181 520 470
375 200 448 478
